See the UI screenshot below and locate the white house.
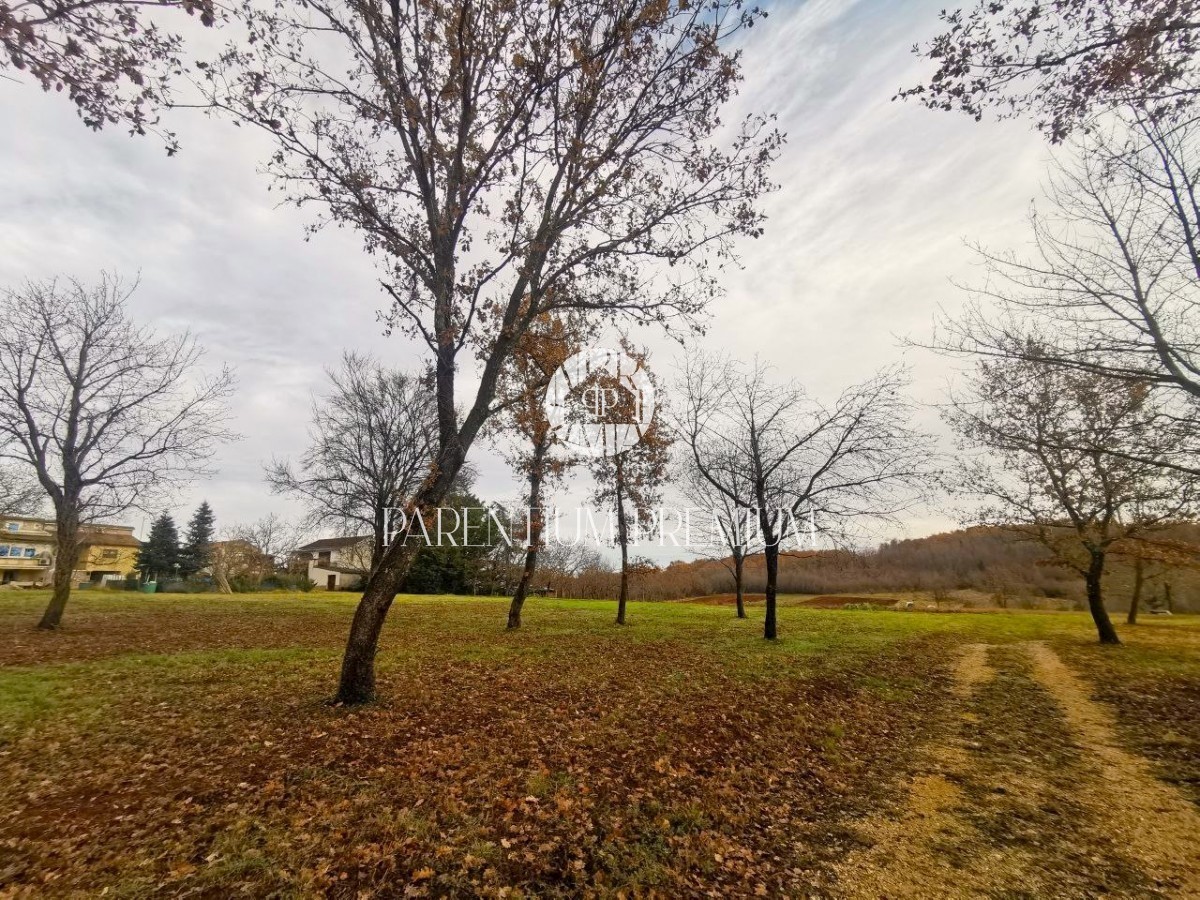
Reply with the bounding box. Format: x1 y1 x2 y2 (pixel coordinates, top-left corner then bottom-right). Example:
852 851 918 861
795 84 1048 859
294 535 372 590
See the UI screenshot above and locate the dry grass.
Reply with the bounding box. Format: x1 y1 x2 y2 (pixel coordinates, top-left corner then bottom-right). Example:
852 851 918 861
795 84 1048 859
0 592 1195 897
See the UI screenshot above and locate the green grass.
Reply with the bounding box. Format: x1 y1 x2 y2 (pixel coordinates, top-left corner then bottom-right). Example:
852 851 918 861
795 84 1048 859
0 591 1196 896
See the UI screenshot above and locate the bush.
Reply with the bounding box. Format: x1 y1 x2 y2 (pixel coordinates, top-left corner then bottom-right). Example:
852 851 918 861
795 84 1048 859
228 574 258 593
262 573 316 592
157 579 214 594
231 573 316 593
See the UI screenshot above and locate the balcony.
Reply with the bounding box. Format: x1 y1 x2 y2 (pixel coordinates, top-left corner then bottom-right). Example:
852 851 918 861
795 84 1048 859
0 557 50 569
2 529 51 542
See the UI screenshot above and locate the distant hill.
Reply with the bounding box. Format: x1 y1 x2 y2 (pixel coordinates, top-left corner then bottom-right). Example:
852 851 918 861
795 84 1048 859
555 526 1200 612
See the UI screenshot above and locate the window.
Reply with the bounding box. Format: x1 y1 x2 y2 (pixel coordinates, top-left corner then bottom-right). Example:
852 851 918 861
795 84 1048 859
0 547 8 557
23 548 35 558
4 523 17 532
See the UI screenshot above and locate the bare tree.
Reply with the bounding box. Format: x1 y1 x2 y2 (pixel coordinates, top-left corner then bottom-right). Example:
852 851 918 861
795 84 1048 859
229 513 308 571
932 110 1200 474
1114 533 1200 623
266 352 436 574
1 0 217 149
944 354 1200 644
678 460 759 619
209 533 249 593
202 0 781 702
209 523 288 593
0 463 43 516
902 1 1200 141
529 541 609 598
679 355 932 639
0 275 235 628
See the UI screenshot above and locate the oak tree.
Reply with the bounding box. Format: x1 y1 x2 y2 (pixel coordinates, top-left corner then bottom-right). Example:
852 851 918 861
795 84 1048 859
491 315 582 630
591 416 672 627
1 0 217 149
932 110 1200 475
903 1 1200 141
203 0 781 702
944 355 1200 643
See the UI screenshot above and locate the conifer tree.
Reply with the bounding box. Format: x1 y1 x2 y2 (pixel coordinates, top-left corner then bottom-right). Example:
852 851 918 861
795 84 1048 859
137 513 181 583
181 502 215 577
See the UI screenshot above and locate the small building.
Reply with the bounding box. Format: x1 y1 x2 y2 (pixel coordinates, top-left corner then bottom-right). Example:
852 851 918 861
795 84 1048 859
295 535 372 590
0 516 141 587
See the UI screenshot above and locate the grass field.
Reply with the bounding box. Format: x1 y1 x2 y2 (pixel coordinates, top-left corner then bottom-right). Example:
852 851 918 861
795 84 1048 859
0 592 1197 897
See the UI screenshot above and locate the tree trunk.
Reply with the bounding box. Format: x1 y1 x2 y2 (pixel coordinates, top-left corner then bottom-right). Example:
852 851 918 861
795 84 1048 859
40 512 82 630
508 461 545 630
763 540 778 639
336 456 461 704
370 505 386 574
1127 557 1144 625
334 263 495 703
335 539 421 703
755 490 778 640
734 551 746 619
615 454 629 626
1085 552 1120 645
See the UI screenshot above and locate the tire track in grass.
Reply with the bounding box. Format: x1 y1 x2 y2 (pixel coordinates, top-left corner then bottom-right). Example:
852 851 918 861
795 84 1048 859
953 646 1158 898
830 644 997 898
833 643 1168 898
1026 641 1200 897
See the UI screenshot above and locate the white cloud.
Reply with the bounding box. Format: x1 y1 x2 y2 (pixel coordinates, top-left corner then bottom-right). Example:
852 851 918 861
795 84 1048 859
0 0 1052 549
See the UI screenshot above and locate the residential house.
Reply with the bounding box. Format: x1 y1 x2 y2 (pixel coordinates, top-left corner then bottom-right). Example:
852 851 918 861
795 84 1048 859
0 516 141 586
295 535 372 590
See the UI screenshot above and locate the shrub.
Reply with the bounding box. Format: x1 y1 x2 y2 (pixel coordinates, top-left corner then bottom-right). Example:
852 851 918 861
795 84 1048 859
233 573 317 593
262 573 316 592
228 574 258 593
157 579 214 594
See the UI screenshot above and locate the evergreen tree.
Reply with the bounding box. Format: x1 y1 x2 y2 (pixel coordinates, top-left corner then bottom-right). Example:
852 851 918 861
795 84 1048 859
137 513 181 583
400 492 511 595
180 501 215 577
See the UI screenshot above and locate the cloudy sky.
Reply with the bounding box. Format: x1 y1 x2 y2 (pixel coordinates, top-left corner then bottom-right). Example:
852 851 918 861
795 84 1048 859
0 0 1056 554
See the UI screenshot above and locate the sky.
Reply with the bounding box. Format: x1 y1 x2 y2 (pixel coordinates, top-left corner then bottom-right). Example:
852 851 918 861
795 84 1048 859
0 0 1056 555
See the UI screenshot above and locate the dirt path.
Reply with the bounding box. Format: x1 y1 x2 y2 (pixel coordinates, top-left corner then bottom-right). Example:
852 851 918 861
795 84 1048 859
832 642 1200 898
828 644 998 898
1026 641 1200 894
